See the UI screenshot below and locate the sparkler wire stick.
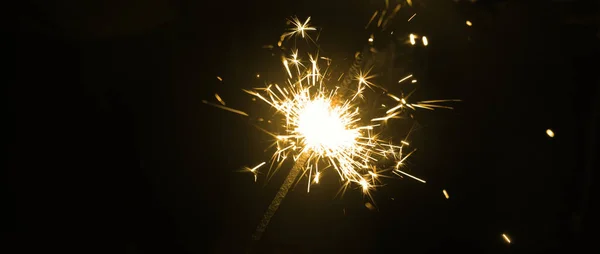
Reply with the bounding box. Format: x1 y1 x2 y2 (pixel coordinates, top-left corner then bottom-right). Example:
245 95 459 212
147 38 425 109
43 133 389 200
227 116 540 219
252 153 310 241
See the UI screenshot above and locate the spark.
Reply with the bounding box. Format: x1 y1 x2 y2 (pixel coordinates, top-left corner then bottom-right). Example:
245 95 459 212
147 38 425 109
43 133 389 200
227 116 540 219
502 233 511 244
377 10 387 27
443 189 450 199
408 13 417 22
412 79 418 83
422 36 429 46
360 179 370 193
366 11 379 29
250 162 267 172
365 202 376 211
398 74 413 83
466 20 473 27
394 169 426 183
244 162 266 182
546 129 555 138
215 93 226 106
355 68 379 90
256 74 261 78
216 76 223 81
372 112 400 122
283 16 316 39
202 100 249 116
369 170 378 179
409 33 417 45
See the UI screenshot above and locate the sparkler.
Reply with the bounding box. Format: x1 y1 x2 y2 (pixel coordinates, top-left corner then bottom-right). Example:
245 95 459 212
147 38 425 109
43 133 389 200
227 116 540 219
245 15 457 240
205 9 458 241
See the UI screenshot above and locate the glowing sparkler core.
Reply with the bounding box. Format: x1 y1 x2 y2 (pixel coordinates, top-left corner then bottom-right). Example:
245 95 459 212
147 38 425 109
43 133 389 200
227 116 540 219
295 98 358 156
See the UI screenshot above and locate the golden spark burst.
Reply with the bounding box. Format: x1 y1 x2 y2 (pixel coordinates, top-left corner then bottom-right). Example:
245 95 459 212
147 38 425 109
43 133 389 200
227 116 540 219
205 15 459 241
239 17 457 200
283 16 317 40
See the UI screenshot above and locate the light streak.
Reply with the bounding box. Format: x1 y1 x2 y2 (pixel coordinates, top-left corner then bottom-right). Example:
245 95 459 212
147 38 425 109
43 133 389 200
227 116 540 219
202 100 248 116
422 36 429 46
408 13 417 22
393 169 426 183
366 11 379 29
250 162 266 172
398 74 413 83
443 189 450 199
546 129 555 138
215 93 226 106
466 20 473 27
502 233 511 244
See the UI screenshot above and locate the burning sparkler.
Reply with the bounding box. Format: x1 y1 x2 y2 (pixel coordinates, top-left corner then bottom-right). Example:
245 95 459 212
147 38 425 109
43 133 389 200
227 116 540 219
248 15 457 239
205 11 458 241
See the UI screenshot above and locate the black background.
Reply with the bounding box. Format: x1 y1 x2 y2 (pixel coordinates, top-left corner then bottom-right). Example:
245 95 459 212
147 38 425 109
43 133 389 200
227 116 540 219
8 0 599 253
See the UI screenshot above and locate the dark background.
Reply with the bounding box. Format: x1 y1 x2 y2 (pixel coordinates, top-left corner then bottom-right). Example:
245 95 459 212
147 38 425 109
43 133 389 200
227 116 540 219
8 0 599 253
